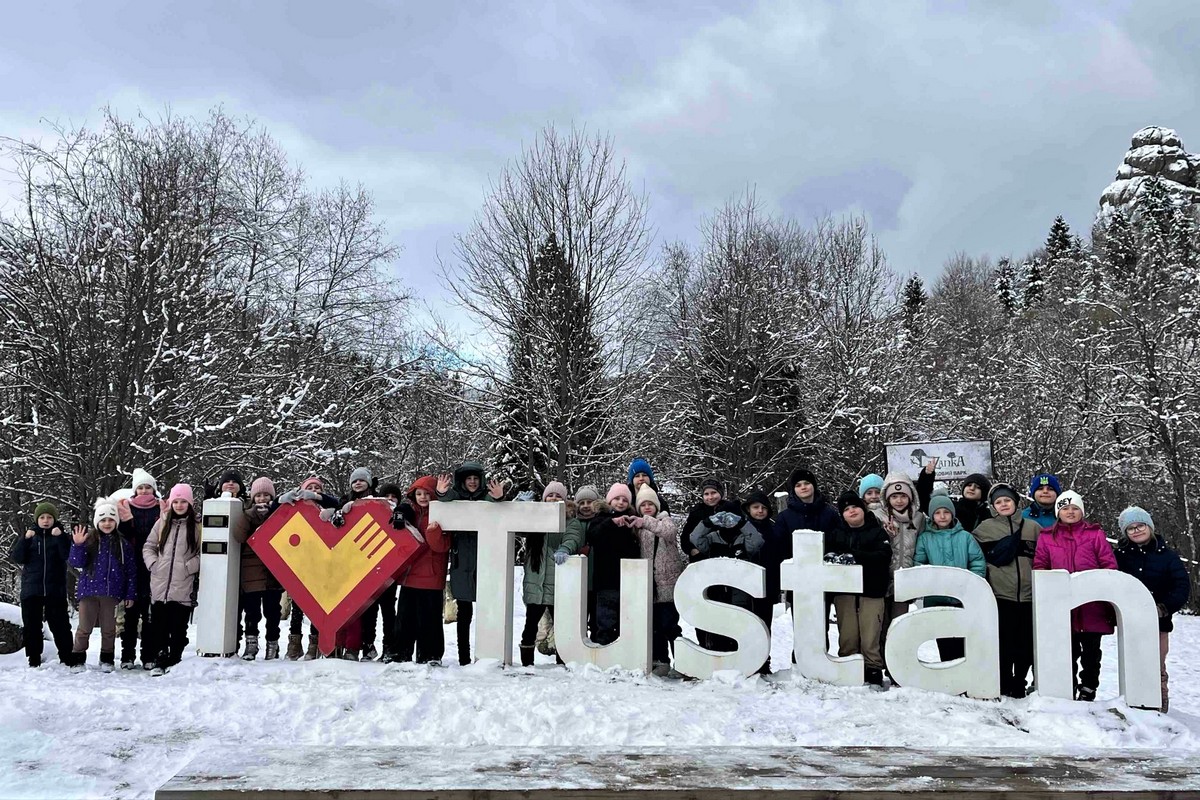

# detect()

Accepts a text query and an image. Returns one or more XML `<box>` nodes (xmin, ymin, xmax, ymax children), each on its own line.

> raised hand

<box><xmin>71</xmin><ymin>525</ymin><xmax>88</xmax><ymax>545</ymax></box>
<box><xmin>25</xmin><ymin>529</ymin><xmax>35</xmax><ymax>539</ymax></box>
<box><xmin>50</xmin><ymin>526</ymin><xmax>63</xmax><ymax>537</ymax></box>
<box><xmin>436</xmin><ymin>474</ymin><xmax>453</xmax><ymax>494</ymax></box>
<box><xmin>924</xmin><ymin>457</ymin><xmax>937</xmax><ymax>474</ymax></box>
<box><xmin>487</xmin><ymin>479</ymin><xmax>506</xmax><ymax>500</ymax></box>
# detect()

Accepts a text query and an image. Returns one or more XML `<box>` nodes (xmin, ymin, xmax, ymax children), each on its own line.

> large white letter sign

<box><xmin>554</xmin><ymin>556</ymin><xmax>652</xmax><ymax>672</ymax></box>
<box><xmin>1033</xmin><ymin>569</ymin><xmax>1162</xmax><ymax>710</ymax></box>
<box><xmin>673</xmin><ymin>558</ymin><xmax>770</xmax><ymax>679</ymax></box>
<box><xmin>885</xmin><ymin>566</ymin><xmax>1000</xmax><ymax>699</ymax></box>
<box><xmin>779</xmin><ymin>530</ymin><xmax>864</xmax><ymax>686</ymax></box>
<box><xmin>428</xmin><ymin>501</ymin><xmax>564</xmax><ymax>666</ymax></box>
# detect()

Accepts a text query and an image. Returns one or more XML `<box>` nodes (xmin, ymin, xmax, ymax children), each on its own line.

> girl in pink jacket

<box><xmin>1032</xmin><ymin>490</ymin><xmax>1117</xmax><ymax>701</ymax></box>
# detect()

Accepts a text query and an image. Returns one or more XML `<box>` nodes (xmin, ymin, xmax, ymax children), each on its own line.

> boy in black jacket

<box><xmin>10</xmin><ymin>501</ymin><xmax>74</xmax><ymax>667</ymax></box>
<box><xmin>828</xmin><ymin>492</ymin><xmax>892</xmax><ymax>687</ymax></box>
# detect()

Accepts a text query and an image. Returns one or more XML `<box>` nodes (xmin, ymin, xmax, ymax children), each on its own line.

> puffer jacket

<box><xmin>143</xmin><ymin>514</ymin><xmax>201</xmax><ymax>606</ymax></box>
<box><xmin>972</xmin><ymin>511</ymin><xmax>1041</xmax><ymax>602</ymax></box>
<box><xmin>1033</xmin><ymin>520</ymin><xmax>1117</xmax><ymax>633</ymax></box>
<box><xmin>70</xmin><ymin>531</ymin><xmax>137</xmax><ymax>601</ymax></box>
<box><xmin>440</xmin><ymin>461</ymin><xmax>497</xmax><ymax>602</ymax></box>
<box><xmin>826</xmin><ymin>516</ymin><xmax>892</xmax><ymax>599</ymax></box>
<box><xmin>399</xmin><ymin>476</ymin><xmax>451</xmax><ymax>591</ymax></box>
<box><xmin>118</xmin><ymin>497</ymin><xmax>161</xmax><ymax>599</ymax></box>
<box><xmin>522</xmin><ymin>502</ymin><xmax>585</xmax><ymax>606</ymax></box>
<box><xmin>878</xmin><ymin>471</ymin><xmax>925</xmax><ymax>581</ymax></box>
<box><xmin>638</xmin><ymin>512</ymin><xmax>688</xmax><ymax>603</ymax></box>
<box><xmin>1023</xmin><ymin>501</ymin><xmax>1057</xmax><ymax>529</ymax></box>
<box><xmin>10</xmin><ymin>525</ymin><xmax>71</xmax><ymax>601</ymax></box>
<box><xmin>1115</xmin><ymin>534</ymin><xmax>1191</xmax><ymax>633</ymax></box>
<box><xmin>689</xmin><ymin>511</ymin><xmax>766</xmax><ymax>609</ymax></box>
<box><xmin>913</xmin><ymin>522</ymin><xmax>986</xmax><ymax>606</ymax></box>
<box><xmin>236</xmin><ymin>502</ymin><xmax>281</xmax><ymax>593</ymax></box>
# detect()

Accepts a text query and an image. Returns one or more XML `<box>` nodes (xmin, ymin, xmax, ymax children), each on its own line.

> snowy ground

<box><xmin>2</xmin><ymin>574</ymin><xmax>1197</xmax><ymax>800</ymax></box>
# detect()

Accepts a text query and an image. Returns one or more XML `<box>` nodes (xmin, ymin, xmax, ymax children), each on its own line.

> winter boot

<box><xmin>120</xmin><ymin>656</ymin><xmax>136</xmax><ymax>670</ymax></box>
<box><xmin>28</xmin><ymin>656</ymin><xmax>41</xmax><ymax>668</ymax></box>
<box><xmin>100</xmin><ymin>651</ymin><xmax>116</xmax><ymax>674</ymax></box>
<box><xmin>69</xmin><ymin>652</ymin><xmax>87</xmax><ymax>673</ymax></box>
<box><xmin>362</xmin><ymin>644</ymin><xmax>378</xmax><ymax>662</ymax></box>
<box><xmin>1076</xmin><ymin>686</ymin><xmax>1096</xmax><ymax>702</ymax></box>
<box><xmin>520</xmin><ymin>645</ymin><xmax>535</xmax><ymax>667</ymax></box>
<box><xmin>458</xmin><ymin>638</ymin><xmax>472</xmax><ymax>667</ymax></box>
<box><xmin>303</xmin><ymin>636</ymin><xmax>320</xmax><ymax>661</ymax></box>
<box><xmin>865</xmin><ymin>667</ymin><xmax>885</xmax><ymax>688</ymax></box>
<box><xmin>151</xmin><ymin>665</ymin><xmax>166</xmax><ymax>677</ymax></box>
<box><xmin>265</xmin><ymin>640</ymin><xmax>279</xmax><ymax>661</ymax></box>
<box><xmin>241</xmin><ymin>635</ymin><xmax>259</xmax><ymax>661</ymax></box>
<box><xmin>341</xmin><ymin>649</ymin><xmax>360</xmax><ymax>662</ymax></box>
<box><xmin>285</xmin><ymin>634</ymin><xmax>303</xmax><ymax>661</ymax></box>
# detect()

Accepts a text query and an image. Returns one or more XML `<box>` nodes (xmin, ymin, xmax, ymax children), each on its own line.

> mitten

<box><xmin>553</xmin><ymin>549</ymin><xmax>569</xmax><ymax>566</ymax></box>
<box><xmin>278</xmin><ymin>490</ymin><xmax>299</xmax><ymax>505</ymax></box>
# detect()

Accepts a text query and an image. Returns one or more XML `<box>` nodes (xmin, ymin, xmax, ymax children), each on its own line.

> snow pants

<box><xmin>21</xmin><ymin>594</ymin><xmax>73</xmax><ymax>665</ymax></box>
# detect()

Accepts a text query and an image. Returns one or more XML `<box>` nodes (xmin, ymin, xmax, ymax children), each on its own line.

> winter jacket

<box><xmin>1033</xmin><ymin>520</ymin><xmax>1118</xmax><ymax>634</ymax></box>
<box><xmin>143</xmin><ymin>514</ymin><xmax>201</xmax><ymax>606</ymax></box>
<box><xmin>118</xmin><ymin>498</ymin><xmax>161</xmax><ymax>599</ymax></box>
<box><xmin>689</xmin><ymin>511</ymin><xmax>767</xmax><ymax>609</ymax></box>
<box><xmin>398</xmin><ymin>477</ymin><xmax>451</xmax><ymax>592</ymax></box>
<box><xmin>439</xmin><ymin>461</ymin><xmax>497</xmax><ymax>602</ymax></box>
<box><xmin>637</xmin><ymin>512</ymin><xmax>688</xmax><ymax>603</ymax></box>
<box><xmin>1115</xmin><ymin>535</ymin><xmax>1191</xmax><ymax>633</ymax></box>
<box><xmin>877</xmin><ymin>472</ymin><xmax>925</xmax><ymax>584</ymax></box>
<box><xmin>768</xmin><ymin>492</ymin><xmax>840</xmax><ymax>563</ymax></box>
<box><xmin>10</xmin><ymin>524</ymin><xmax>71</xmax><ymax>601</ymax></box>
<box><xmin>522</xmin><ymin>503</ymin><xmax>585</xmax><ymax>606</ymax></box>
<box><xmin>69</xmin><ymin>532</ymin><xmax>137</xmax><ymax>601</ymax></box>
<box><xmin>235</xmin><ymin>503</ymin><xmax>281</xmax><ymax>593</ymax></box>
<box><xmin>913</xmin><ymin>522</ymin><xmax>987</xmax><ymax>607</ymax></box>
<box><xmin>586</xmin><ymin>504</ymin><xmax>641</xmax><ymax>592</ymax></box>
<box><xmin>825</xmin><ymin>517</ymin><xmax>893</xmax><ymax>599</ymax></box>
<box><xmin>972</xmin><ymin>511</ymin><xmax>1041</xmax><ymax>603</ymax></box>
<box><xmin>915</xmin><ymin>468</ymin><xmax>992</xmax><ymax>532</ymax></box>
<box><xmin>1023</xmin><ymin>502</ymin><xmax>1057</xmax><ymax>530</ymax></box>
<box><xmin>681</xmin><ymin>499</ymin><xmax>741</xmax><ymax>557</ymax></box>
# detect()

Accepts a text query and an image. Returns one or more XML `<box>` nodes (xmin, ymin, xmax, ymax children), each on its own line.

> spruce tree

<box><xmin>994</xmin><ymin>257</ymin><xmax>1018</xmax><ymax>312</ymax></box>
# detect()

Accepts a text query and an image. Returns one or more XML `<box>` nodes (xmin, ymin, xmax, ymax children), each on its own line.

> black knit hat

<box><xmin>963</xmin><ymin>473</ymin><xmax>992</xmax><ymax>495</ymax></box>
<box><xmin>218</xmin><ymin>470</ymin><xmax>246</xmax><ymax>496</ymax></box>
<box><xmin>700</xmin><ymin>477</ymin><xmax>724</xmax><ymax>496</ymax></box>
<box><xmin>837</xmin><ymin>490</ymin><xmax>867</xmax><ymax>514</ymax></box>
<box><xmin>742</xmin><ymin>489</ymin><xmax>774</xmax><ymax>518</ymax></box>
<box><xmin>378</xmin><ymin>483</ymin><xmax>404</xmax><ymax>501</ymax></box>
<box><xmin>789</xmin><ymin>468</ymin><xmax>818</xmax><ymax>491</ymax></box>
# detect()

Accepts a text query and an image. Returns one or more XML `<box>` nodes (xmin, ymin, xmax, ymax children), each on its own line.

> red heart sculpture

<box><xmin>250</xmin><ymin>499</ymin><xmax>425</xmax><ymax>655</ymax></box>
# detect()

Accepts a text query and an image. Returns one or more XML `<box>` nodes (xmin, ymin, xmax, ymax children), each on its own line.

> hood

<box><xmin>742</xmin><ymin>490</ymin><xmax>774</xmax><ymax>519</ymax></box>
<box><xmin>882</xmin><ymin>471</ymin><xmax>917</xmax><ymax>504</ymax></box>
<box><xmin>406</xmin><ymin>475</ymin><xmax>438</xmax><ymax>502</ymax></box>
<box><xmin>453</xmin><ymin>461</ymin><xmax>488</xmax><ymax>498</ymax></box>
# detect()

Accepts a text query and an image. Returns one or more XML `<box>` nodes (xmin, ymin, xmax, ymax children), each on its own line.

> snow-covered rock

<box><xmin>1098</xmin><ymin>127</ymin><xmax>1200</xmax><ymax>220</ymax></box>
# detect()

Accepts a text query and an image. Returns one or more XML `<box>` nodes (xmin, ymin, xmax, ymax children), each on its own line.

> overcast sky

<box><xmin>2</xmin><ymin>0</ymin><xmax>1198</xmax><ymax>319</ymax></box>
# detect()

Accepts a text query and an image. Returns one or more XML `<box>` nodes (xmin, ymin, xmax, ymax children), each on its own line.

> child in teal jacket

<box><xmin>914</xmin><ymin>495</ymin><xmax>986</xmax><ymax>662</ymax></box>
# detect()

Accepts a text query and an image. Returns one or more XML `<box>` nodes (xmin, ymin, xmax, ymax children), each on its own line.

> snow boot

<box><xmin>381</xmin><ymin>651</ymin><xmax>396</xmax><ymax>664</ymax></box>
<box><xmin>341</xmin><ymin>649</ymin><xmax>360</xmax><ymax>662</ymax></box>
<box><xmin>303</xmin><ymin>636</ymin><xmax>320</xmax><ymax>661</ymax></box>
<box><xmin>458</xmin><ymin>639</ymin><xmax>472</xmax><ymax>667</ymax></box>
<box><xmin>362</xmin><ymin>644</ymin><xmax>378</xmax><ymax>662</ymax></box>
<box><xmin>100</xmin><ymin>651</ymin><xmax>115</xmax><ymax>674</ymax></box>
<box><xmin>265</xmin><ymin>640</ymin><xmax>279</xmax><ymax>661</ymax></box>
<box><xmin>1076</xmin><ymin>686</ymin><xmax>1096</xmax><ymax>702</ymax></box>
<box><xmin>865</xmin><ymin>667</ymin><xmax>885</xmax><ymax>688</ymax></box>
<box><xmin>285</xmin><ymin>634</ymin><xmax>303</xmax><ymax>661</ymax></box>
<box><xmin>520</xmin><ymin>645</ymin><xmax>535</xmax><ymax>667</ymax></box>
<box><xmin>28</xmin><ymin>656</ymin><xmax>41</xmax><ymax>668</ymax></box>
<box><xmin>151</xmin><ymin>665</ymin><xmax>166</xmax><ymax>677</ymax></box>
<box><xmin>241</xmin><ymin>635</ymin><xmax>259</xmax><ymax>661</ymax></box>
<box><xmin>69</xmin><ymin>652</ymin><xmax>86</xmax><ymax>673</ymax></box>
<box><xmin>120</xmin><ymin>656</ymin><xmax>136</xmax><ymax>670</ymax></box>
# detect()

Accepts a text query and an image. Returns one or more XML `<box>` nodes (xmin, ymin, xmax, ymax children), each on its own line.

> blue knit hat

<box><xmin>1029</xmin><ymin>473</ymin><xmax>1061</xmax><ymax>497</ymax></box>
<box><xmin>858</xmin><ymin>474</ymin><xmax>884</xmax><ymax>498</ymax></box>
<box><xmin>1117</xmin><ymin>506</ymin><xmax>1154</xmax><ymax>534</ymax></box>
<box><xmin>627</xmin><ymin>458</ymin><xmax>655</xmax><ymax>485</ymax></box>
<box><xmin>928</xmin><ymin>494</ymin><xmax>956</xmax><ymax>521</ymax></box>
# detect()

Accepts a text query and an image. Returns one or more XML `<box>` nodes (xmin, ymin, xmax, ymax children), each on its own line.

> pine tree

<box><xmin>1044</xmin><ymin>215</ymin><xmax>1074</xmax><ymax>268</ymax></box>
<box><xmin>902</xmin><ymin>274</ymin><xmax>927</xmax><ymax>326</ymax></box>
<box><xmin>1021</xmin><ymin>259</ymin><xmax>1045</xmax><ymax>307</ymax></box>
<box><xmin>994</xmin><ymin>257</ymin><xmax>1018</xmax><ymax>312</ymax></box>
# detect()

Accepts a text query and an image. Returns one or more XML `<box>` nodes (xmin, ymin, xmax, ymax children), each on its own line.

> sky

<box><xmin>2</xmin><ymin>0</ymin><xmax>1199</xmax><ymax>322</ymax></box>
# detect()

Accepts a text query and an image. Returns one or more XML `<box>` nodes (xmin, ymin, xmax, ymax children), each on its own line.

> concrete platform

<box><xmin>155</xmin><ymin>746</ymin><xmax>1200</xmax><ymax>799</ymax></box>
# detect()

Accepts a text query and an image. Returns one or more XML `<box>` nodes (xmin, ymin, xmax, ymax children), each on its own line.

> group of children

<box><xmin>8</xmin><ymin>457</ymin><xmax>1192</xmax><ymax>709</ymax></box>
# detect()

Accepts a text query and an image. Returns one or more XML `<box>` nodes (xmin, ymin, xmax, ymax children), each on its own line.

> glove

<box><xmin>341</xmin><ymin>501</ymin><xmax>355</xmax><ymax>515</ymax></box>
<box><xmin>823</xmin><ymin>552</ymin><xmax>856</xmax><ymax>565</ymax></box>
<box><xmin>708</xmin><ymin>511</ymin><xmax>740</xmax><ymax>528</ymax></box>
<box><xmin>553</xmin><ymin>549</ymin><xmax>569</xmax><ymax>566</ymax></box>
<box><xmin>278</xmin><ymin>490</ymin><xmax>299</xmax><ymax>505</ymax></box>
<box><xmin>298</xmin><ymin>490</ymin><xmax>321</xmax><ymax>501</ymax></box>
<box><xmin>318</xmin><ymin>508</ymin><xmax>335</xmax><ymax>522</ymax></box>
<box><xmin>514</xmin><ymin>490</ymin><xmax>536</xmax><ymax>502</ymax></box>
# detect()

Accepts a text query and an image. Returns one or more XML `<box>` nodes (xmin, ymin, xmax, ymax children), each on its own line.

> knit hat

<box><xmin>627</xmin><ymin>458</ymin><xmax>655</xmax><ymax>484</ymax></box>
<box><xmin>377</xmin><ymin>483</ymin><xmax>403</xmax><ymax>501</ymax></box>
<box><xmin>932</xmin><ymin>481</ymin><xmax>950</xmax><ymax>497</ymax></box>
<box><xmin>250</xmin><ymin>477</ymin><xmax>276</xmax><ymax>499</ymax></box>
<box><xmin>300</xmin><ymin>476</ymin><xmax>324</xmax><ymax>493</ymax></box>
<box><xmin>33</xmin><ymin>501</ymin><xmax>58</xmax><ymax>521</ymax></box>
<box><xmin>883</xmin><ymin>473</ymin><xmax>915</xmax><ymax>503</ymax></box>
<box><xmin>575</xmin><ymin>485</ymin><xmax>600</xmax><ymax>504</ymax></box>
<box><xmin>789</xmin><ymin>468</ymin><xmax>818</xmax><ymax>490</ymax></box>
<box><xmin>700</xmin><ymin>477</ymin><xmax>724</xmax><ymax>496</ymax></box>
<box><xmin>1055</xmin><ymin>490</ymin><xmax>1085</xmax><ymax>519</ymax></box>
<box><xmin>858</xmin><ymin>474</ymin><xmax>884</xmax><ymax>498</ymax></box>
<box><xmin>217</xmin><ymin>470</ymin><xmax>245</xmax><ymax>495</ymax></box>
<box><xmin>636</xmin><ymin>486</ymin><xmax>661</xmax><ymax>513</ymax></box>
<box><xmin>988</xmin><ymin>483</ymin><xmax>1020</xmax><ymax>509</ymax></box>
<box><xmin>742</xmin><ymin>489</ymin><xmax>773</xmax><ymax>517</ymax></box>
<box><xmin>837</xmin><ymin>490</ymin><xmax>867</xmax><ymax>514</ymax></box>
<box><xmin>1118</xmin><ymin>506</ymin><xmax>1155</xmax><ymax>534</ymax></box>
<box><xmin>168</xmin><ymin>484</ymin><xmax>194</xmax><ymax>507</ymax></box>
<box><xmin>542</xmin><ymin>481</ymin><xmax>569</xmax><ymax>501</ymax></box>
<box><xmin>928</xmin><ymin>494</ymin><xmax>957</xmax><ymax>521</ymax></box>
<box><xmin>350</xmin><ymin>467</ymin><xmax>373</xmax><ymax>486</ymax></box>
<box><xmin>130</xmin><ymin>468</ymin><xmax>157</xmax><ymax>494</ymax></box>
<box><xmin>606</xmin><ymin>483</ymin><xmax>632</xmax><ymax>505</ymax></box>
<box><xmin>1029</xmin><ymin>473</ymin><xmax>1062</xmax><ymax>497</ymax></box>
<box><xmin>962</xmin><ymin>473</ymin><xmax>992</xmax><ymax>495</ymax></box>
<box><xmin>93</xmin><ymin>497</ymin><xmax>119</xmax><ymax>526</ymax></box>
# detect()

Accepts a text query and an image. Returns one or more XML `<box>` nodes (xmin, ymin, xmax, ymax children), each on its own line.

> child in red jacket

<box><xmin>394</xmin><ymin>476</ymin><xmax>450</xmax><ymax>664</ymax></box>
<box><xmin>1033</xmin><ymin>490</ymin><xmax>1117</xmax><ymax>701</ymax></box>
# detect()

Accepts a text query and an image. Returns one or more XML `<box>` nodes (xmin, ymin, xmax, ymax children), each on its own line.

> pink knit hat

<box><xmin>542</xmin><ymin>481</ymin><xmax>568</xmax><ymax>501</ymax></box>
<box><xmin>250</xmin><ymin>477</ymin><xmax>276</xmax><ymax>498</ymax></box>
<box><xmin>168</xmin><ymin>483</ymin><xmax>194</xmax><ymax>506</ymax></box>
<box><xmin>606</xmin><ymin>483</ymin><xmax>632</xmax><ymax>504</ymax></box>
<box><xmin>300</xmin><ymin>476</ymin><xmax>324</xmax><ymax>493</ymax></box>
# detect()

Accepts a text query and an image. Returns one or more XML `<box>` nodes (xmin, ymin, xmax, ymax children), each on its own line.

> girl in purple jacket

<box><xmin>1032</xmin><ymin>490</ymin><xmax>1117</xmax><ymax>701</ymax></box>
<box><xmin>69</xmin><ymin>498</ymin><xmax>138</xmax><ymax>672</ymax></box>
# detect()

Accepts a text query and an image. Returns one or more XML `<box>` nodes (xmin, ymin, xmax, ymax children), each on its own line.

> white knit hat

<box><xmin>130</xmin><ymin>468</ymin><xmax>157</xmax><ymax>494</ymax></box>
<box><xmin>1055</xmin><ymin>490</ymin><xmax>1085</xmax><ymax>519</ymax></box>
<box><xmin>93</xmin><ymin>497</ymin><xmax>119</xmax><ymax>526</ymax></box>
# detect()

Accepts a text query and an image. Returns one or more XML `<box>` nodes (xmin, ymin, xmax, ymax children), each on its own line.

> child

<box><xmin>116</xmin><ymin>468</ymin><xmax>163</xmax><ymax>669</ymax></box>
<box><xmin>769</xmin><ymin>468</ymin><xmax>841</xmax><ymax>566</ymax></box>
<box><xmin>10</xmin><ymin>501</ymin><xmax>73</xmax><ymax>667</ymax></box>
<box><xmin>437</xmin><ymin>461</ymin><xmax>504</xmax><ymax>665</ymax></box>
<box><xmin>1032</xmin><ymin>490</ymin><xmax>1116</xmax><ymax>701</ymax></box>
<box><xmin>913</xmin><ymin>495</ymin><xmax>986</xmax><ymax>662</ymax></box>
<box><xmin>877</xmin><ymin>472</ymin><xmax>925</xmax><ymax>654</ymax></box>
<box><xmin>328</xmin><ymin>466</ymin><xmax>379</xmax><ymax>661</ymax></box>
<box><xmin>394</xmin><ymin>476</ymin><xmax>451</xmax><ymax>665</ymax></box>
<box><xmin>518</xmin><ymin>481</ymin><xmax>583</xmax><ymax>666</ymax></box>
<box><xmin>828</xmin><ymin>492</ymin><xmax>892</xmax><ymax>687</ymax></box>
<box><xmin>1114</xmin><ymin>507</ymin><xmax>1191</xmax><ymax>711</ymax></box>
<box><xmin>372</xmin><ymin>482</ymin><xmax>407</xmax><ymax>662</ymax></box>
<box><xmin>626</xmin><ymin>457</ymin><xmax>672</xmax><ymax>515</ymax></box>
<box><xmin>913</xmin><ymin>459</ymin><xmax>993</xmax><ymax>532</ymax></box>
<box><xmin>586</xmin><ymin>484</ymin><xmax>642</xmax><ymax>645</ymax></box>
<box><xmin>971</xmin><ymin>483</ymin><xmax>1042</xmax><ymax>697</ymax></box>
<box><xmin>68</xmin><ymin>498</ymin><xmax>138</xmax><ymax>671</ymax></box>
<box><xmin>234</xmin><ymin>477</ymin><xmax>283</xmax><ymax>661</ymax></box>
<box><xmin>143</xmin><ymin>484</ymin><xmax>201</xmax><ymax>675</ymax></box>
<box><xmin>858</xmin><ymin>474</ymin><xmax>885</xmax><ymax>510</ymax></box>
<box><xmin>688</xmin><ymin>498</ymin><xmax>765</xmax><ymax>653</ymax></box>
<box><xmin>743</xmin><ymin>489</ymin><xmax>777</xmax><ymax>673</ymax></box>
<box><xmin>1024</xmin><ymin>473</ymin><xmax>1061</xmax><ymax>529</ymax></box>
<box><xmin>279</xmin><ymin>475</ymin><xmax>340</xmax><ymax>660</ymax></box>
<box><xmin>629</xmin><ymin>486</ymin><xmax>687</xmax><ymax>672</ymax></box>
<box><xmin>680</xmin><ymin>478</ymin><xmax>733</xmax><ymax>558</ymax></box>
<box><xmin>208</xmin><ymin>469</ymin><xmax>248</xmax><ymax>501</ymax></box>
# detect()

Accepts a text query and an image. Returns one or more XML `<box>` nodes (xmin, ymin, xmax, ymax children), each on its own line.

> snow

<box><xmin>1</xmin><ymin>578</ymin><xmax>1197</xmax><ymax>800</ymax></box>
